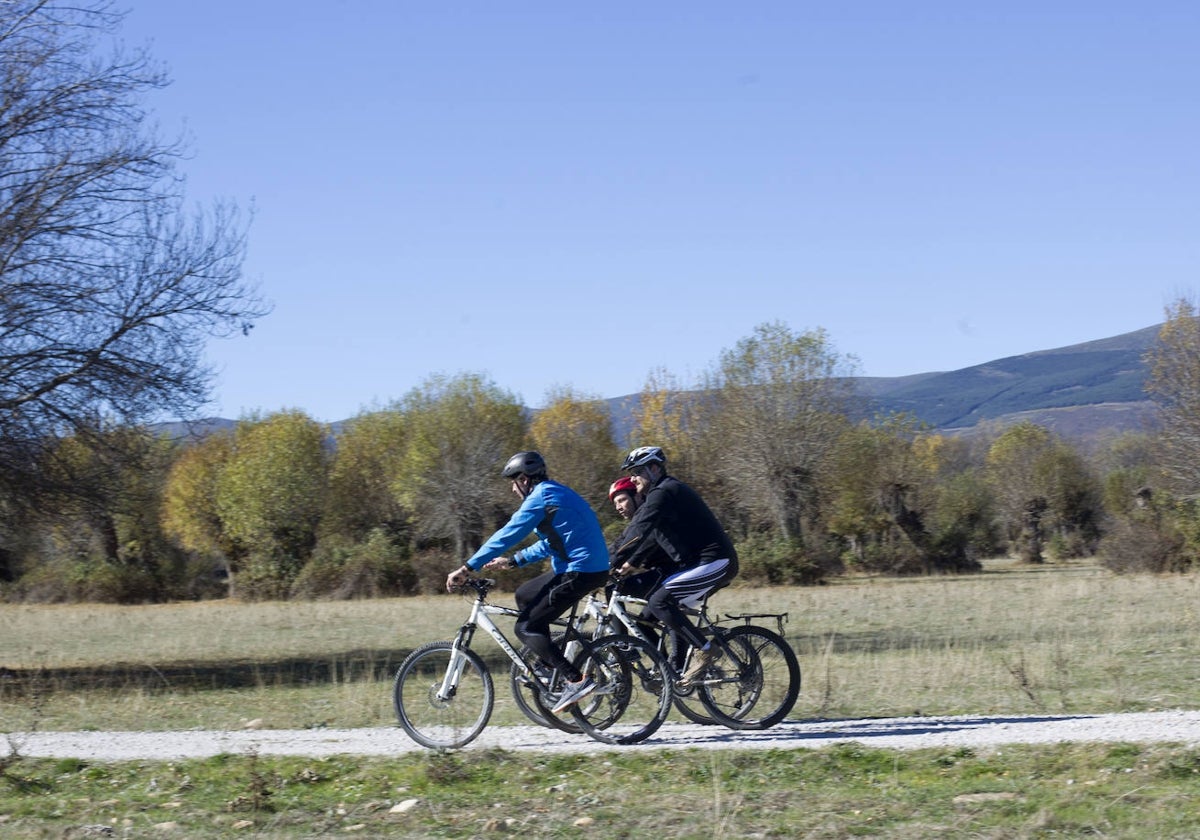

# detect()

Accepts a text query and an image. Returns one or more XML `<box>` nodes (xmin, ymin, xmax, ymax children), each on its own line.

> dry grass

<box><xmin>5</xmin><ymin>559</ymin><xmax>1200</xmax><ymax>731</ymax></box>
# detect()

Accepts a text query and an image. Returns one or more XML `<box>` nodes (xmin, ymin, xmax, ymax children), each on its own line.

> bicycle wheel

<box><xmin>509</xmin><ymin>638</ymin><xmax>584</xmax><ymax>734</ymax></box>
<box><xmin>698</xmin><ymin>625</ymin><xmax>800</xmax><ymax>730</ymax></box>
<box><xmin>568</xmin><ymin>634</ymin><xmax>673</xmax><ymax>745</ymax></box>
<box><xmin>394</xmin><ymin>641</ymin><xmax>493</xmax><ymax>749</ymax></box>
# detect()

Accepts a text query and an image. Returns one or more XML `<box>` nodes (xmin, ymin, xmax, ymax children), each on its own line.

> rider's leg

<box><xmin>515</xmin><ymin>570</ymin><xmax>608</xmax><ymax>680</ymax></box>
<box><xmin>646</xmin><ymin>558</ymin><xmax>737</xmax><ymax>651</ymax></box>
<box><xmin>514</xmin><ymin>569</ymin><xmax>556</xmax><ymax>612</ymax></box>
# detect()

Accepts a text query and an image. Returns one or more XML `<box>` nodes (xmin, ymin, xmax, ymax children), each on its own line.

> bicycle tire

<box><xmin>698</xmin><ymin>625</ymin><xmax>800</xmax><ymax>730</ymax></box>
<box><xmin>567</xmin><ymin>634</ymin><xmax>673</xmax><ymax>745</ymax></box>
<box><xmin>394</xmin><ymin>641</ymin><xmax>493</xmax><ymax>749</ymax></box>
<box><xmin>604</xmin><ymin>604</ymin><xmax>729</xmax><ymax>727</ymax></box>
<box><xmin>509</xmin><ymin>637</ymin><xmax>585</xmax><ymax>734</ymax></box>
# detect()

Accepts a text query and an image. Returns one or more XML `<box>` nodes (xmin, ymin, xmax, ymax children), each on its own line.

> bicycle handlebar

<box><xmin>449</xmin><ymin>576</ymin><xmax>498</xmax><ymax>597</ymax></box>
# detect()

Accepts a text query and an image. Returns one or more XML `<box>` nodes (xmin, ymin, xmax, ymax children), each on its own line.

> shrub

<box><xmin>735</xmin><ymin>533</ymin><xmax>830</xmax><ymax>585</ymax></box>
<box><xmin>408</xmin><ymin>547</ymin><xmax>460</xmax><ymax>596</ymax></box>
<box><xmin>9</xmin><ymin>558</ymin><xmax>161</xmax><ymax>603</ymax></box>
<box><xmin>1099</xmin><ymin>516</ymin><xmax>1191</xmax><ymax>574</ymax></box>
<box><xmin>291</xmin><ymin>529</ymin><xmax>417</xmax><ymax>599</ymax></box>
<box><xmin>845</xmin><ymin>537</ymin><xmax>927</xmax><ymax>576</ymax></box>
<box><xmin>233</xmin><ymin>550</ymin><xmax>297</xmax><ymax>601</ymax></box>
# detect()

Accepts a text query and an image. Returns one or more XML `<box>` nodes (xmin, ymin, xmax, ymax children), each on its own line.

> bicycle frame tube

<box><xmin>476</xmin><ymin>603</ymin><xmax>532</xmax><ymax>671</ymax></box>
<box><xmin>606</xmin><ymin>593</ymin><xmax>655</xmax><ymax>644</ymax></box>
<box><xmin>436</xmin><ymin>596</ymin><xmax>529</xmax><ymax>700</ymax></box>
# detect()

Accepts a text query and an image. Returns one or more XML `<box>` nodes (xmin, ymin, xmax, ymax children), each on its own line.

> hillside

<box><xmin>860</xmin><ymin>324</ymin><xmax>1159</xmax><ymax>428</ymax></box>
<box><xmin>850</xmin><ymin>324</ymin><xmax>1162</xmax><ymax>447</ymax></box>
<box><xmin>163</xmin><ymin>324</ymin><xmax>1163</xmax><ymax>447</ymax></box>
<box><xmin>604</xmin><ymin>324</ymin><xmax>1162</xmax><ymax>446</ymax></box>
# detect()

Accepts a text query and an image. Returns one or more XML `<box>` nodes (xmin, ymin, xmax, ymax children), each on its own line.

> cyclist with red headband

<box><xmin>606</xmin><ymin>475</ymin><xmax>680</xmax><ymax>599</ymax></box>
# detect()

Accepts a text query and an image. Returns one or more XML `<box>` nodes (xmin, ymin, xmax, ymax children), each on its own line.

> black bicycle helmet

<box><xmin>502</xmin><ymin>451</ymin><xmax>547</xmax><ymax>479</ymax></box>
<box><xmin>622</xmin><ymin>446</ymin><xmax>666</xmax><ymax>471</ymax></box>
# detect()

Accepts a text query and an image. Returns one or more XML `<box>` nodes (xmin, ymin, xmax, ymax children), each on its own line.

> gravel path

<box><xmin>7</xmin><ymin>711</ymin><xmax>1200</xmax><ymax>761</ymax></box>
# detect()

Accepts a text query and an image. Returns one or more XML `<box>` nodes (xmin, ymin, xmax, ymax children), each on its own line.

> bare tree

<box><xmin>0</xmin><ymin>1</ymin><xmax>265</xmax><ymax>497</ymax></box>
<box><xmin>707</xmin><ymin>321</ymin><xmax>858</xmax><ymax>541</ymax></box>
<box><xmin>1146</xmin><ymin>296</ymin><xmax>1200</xmax><ymax>493</ymax></box>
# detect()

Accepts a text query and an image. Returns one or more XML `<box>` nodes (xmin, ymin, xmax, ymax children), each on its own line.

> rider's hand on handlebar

<box><xmin>446</xmin><ymin>565</ymin><xmax>470</xmax><ymax>592</ymax></box>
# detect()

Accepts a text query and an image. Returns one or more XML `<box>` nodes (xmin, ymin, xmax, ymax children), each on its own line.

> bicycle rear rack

<box><xmin>720</xmin><ymin>611</ymin><xmax>789</xmax><ymax>635</ymax></box>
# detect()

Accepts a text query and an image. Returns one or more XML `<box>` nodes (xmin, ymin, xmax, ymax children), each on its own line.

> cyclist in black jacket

<box><xmin>612</xmin><ymin>446</ymin><xmax>738</xmax><ymax>684</ymax></box>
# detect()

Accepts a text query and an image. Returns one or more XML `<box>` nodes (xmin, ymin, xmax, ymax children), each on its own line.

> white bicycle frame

<box><xmin>585</xmin><ymin>590</ymin><xmax>655</xmax><ymax>644</ymax></box>
<box><xmin>437</xmin><ymin>596</ymin><xmax>530</xmax><ymax>701</ymax></box>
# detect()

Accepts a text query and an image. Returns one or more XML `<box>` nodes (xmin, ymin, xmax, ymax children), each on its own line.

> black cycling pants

<box><xmin>514</xmin><ymin>569</ymin><xmax>609</xmax><ymax>681</ymax></box>
<box><xmin>646</xmin><ymin>557</ymin><xmax>738</xmax><ymax>650</ymax></box>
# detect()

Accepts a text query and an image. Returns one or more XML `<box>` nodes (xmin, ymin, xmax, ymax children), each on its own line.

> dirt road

<box><xmin>7</xmin><ymin>711</ymin><xmax>1200</xmax><ymax>761</ymax></box>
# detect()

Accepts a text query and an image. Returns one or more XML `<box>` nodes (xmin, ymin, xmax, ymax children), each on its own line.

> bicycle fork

<box><xmin>436</xmin><ymin>623</ymin><xmax>478</xmax><ymax>701</ymax></box>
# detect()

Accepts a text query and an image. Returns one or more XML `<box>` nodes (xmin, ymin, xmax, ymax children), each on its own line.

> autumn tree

<box><xmin>161</xmin><ymin>430</ymin><xmax>235</xmax><ymax>585</ymax></box>
<box><xmin>1096</xmin><ymin>433</ymin><xmax>1161</xmax><ymax>519</ymax></box>
<box><xmin>1036</xmin><ymin>444</ymin><xmax>1104</xmax><ymax>557</ymax></box>
<box><xmin>0</xmin><ymin>1</ymin><xmax>265</xmax><ymax>508</ymax></box>
<box><xmin>825</xmin><ymin>422</ymin><xmax>902</xmax><ymax>570</ymax></box>
<box><xmin>627</xmin><ymin>368</ymin><xmax>695</xmax><ymax>464</ymax></box>
<box><xmin>707</xmin><ymin>321</ymin><xmax>857</xmax><ymax>541</ymax></box>
<box><xmin>214</xmin><ymin>412</ymin><xmax>329</xmax><ymax>598</ymax></box>
<box><xmin>1094</xmin><ymin>433</ymin><xmax>1191</xmax><ymax>574</ymax></box>
<box><xmin>323</xmin><ymin>409</ymin><xmax>410</xmax><ymax>542</ymax></box>
<box><xmin>1094</xmin><ymin>297</ymin><xmax>1200</xmax><ymax>573</ymax></box>
<box><xmin>530</xmin><ymin>386</ymin><xmax>618</xmax><ymax>511</ymax></box>
<box><xmin>826</xmin><ymin>417</ymin><xmax>987</xmax><ymax>574</ymax></box>
<box><xmin>916</xmin><ymin>433</ymin><xmax>1001</xmax><ymax>563</ymax></box>
<box><xmin>12</xmin><ymin>427</ymin><xmax>183</xmax><ymax>601</ymax></box>
<box><xmin>394</xmin><ymin>374</ymin><xmax>526</xmax><ymax>560</ymax></box>
<box><xmin>292</xmin><ymin>409</ymin><xmax>417</xmax><ymax>599</ymax></box>
<box><xmin>983</xmin><ymin>422</ymin><xmax>1100</xmax><ymax>563</ymax></box>
<box><xmin>986</xmin><ymin>423</ymin><xmax>1054</xmax><ymax>562</ymax></box>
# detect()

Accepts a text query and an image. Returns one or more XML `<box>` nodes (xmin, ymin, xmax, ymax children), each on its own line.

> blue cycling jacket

<box><xmin>464</xmin><ymin>479</ymin><xmax>610</xmax><ymax>574</ymax></box>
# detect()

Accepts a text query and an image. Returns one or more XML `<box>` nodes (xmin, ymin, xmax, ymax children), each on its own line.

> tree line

<box><xmin>2</xmin><ymin>314</ymin><xmax>1196</xmax><ymax>604</ymax></box>
<box><xmin>4</xmin><ymin>2</ymin><xmax>1200</xmax><ymax>603</ymax></box>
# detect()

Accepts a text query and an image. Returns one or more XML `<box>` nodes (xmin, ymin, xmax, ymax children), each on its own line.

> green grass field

<box><xmin>3</xmin><ymin>560</ymin><xmax>1200</xmax><ymax>837</ymax></box>
<box><xmin>5</xmin><ymin>559</ymin><xmax>1199</xmax><ymax>731</ymax></box>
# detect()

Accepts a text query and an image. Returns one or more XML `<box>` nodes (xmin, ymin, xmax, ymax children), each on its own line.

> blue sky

<box><xmin>120</xmin><ymin>2</ymin><xmax>1198</xmax><ymax>423</ymax></box>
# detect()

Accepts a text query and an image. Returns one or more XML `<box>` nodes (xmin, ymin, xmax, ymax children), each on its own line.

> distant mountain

<box><xmin>604</xmin><ymin>324</ymin><xmax>1162</xmax><ymax>447</ymax></box>
<box><xmin>152</xmin><ymin>417</ymin><xmax>237</xmax><ymax>440</ymax></box>
<box><xmin>859</xmin><ymin>325</ymin><xmax>1159</xmax><ymax>428</ymax></box>
<box><xmin>852</xmin><ymin>324</ymin><xmax>1162</xmax><ymax>448</ymax></box>
<box><xmin>161</xmin><ymin>324</ymin><xmax>1164</xmax><ymax>448</ymax></box>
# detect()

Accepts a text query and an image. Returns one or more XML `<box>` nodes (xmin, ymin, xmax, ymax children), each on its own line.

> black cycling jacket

<box><xmin>610</xmin><ymin>520</ymin><xmax>678</xmax><ymax>573</ymax></box>
<box><xmin>613</xmin><ymin>474</ymin><xmax>737</xmax><ymax>570</ymax></box>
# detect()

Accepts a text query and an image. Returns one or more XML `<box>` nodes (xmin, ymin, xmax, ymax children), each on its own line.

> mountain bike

<box><xmin>393</xmin><ymin>576</ymin><xmax>673</xmax><ymax>749</ymax></box>
<box><xmin>509</xmin><ymin>580</ymin><xmax>800</xmax><ymax>730</ymax></box>
<box><xmin>594</xmin><ymin>581</ymin><xmax>800</xmax><ymax>729</ymax></box>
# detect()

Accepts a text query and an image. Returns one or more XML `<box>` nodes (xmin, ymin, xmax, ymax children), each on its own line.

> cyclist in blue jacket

<box><xmin>446</xmin><ymin>451</ymin><xmax>609</xmax><ymax>713</ymax></box>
